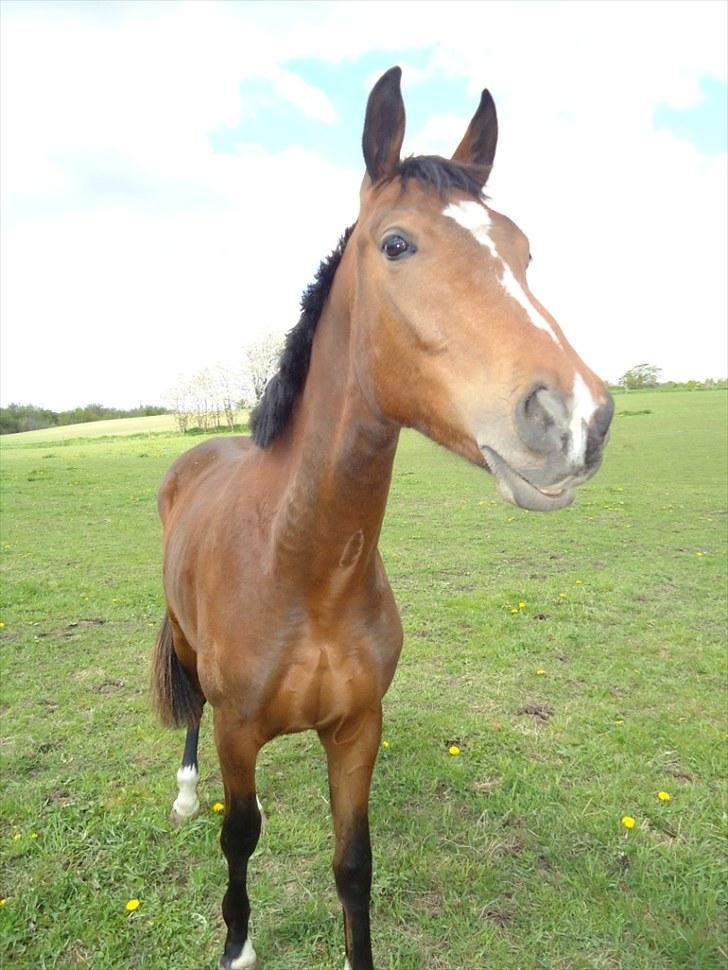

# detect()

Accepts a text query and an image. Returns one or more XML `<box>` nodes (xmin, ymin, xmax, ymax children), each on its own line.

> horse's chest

<box><xmin>266</xmin><ymin>638</ymin><xmax>379</xmax><ymax>735</ymax></box>
<box><xmin>200</xmin><ymin>603</ymin><xmax>402</xmax><ymax>735</ymax></box>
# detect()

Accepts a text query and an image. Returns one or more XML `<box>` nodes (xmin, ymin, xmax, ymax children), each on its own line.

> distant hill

<box><xmin>0</xmin><ymin>403</ymin><xmax>169</xmax><ymax>435</ymax></box>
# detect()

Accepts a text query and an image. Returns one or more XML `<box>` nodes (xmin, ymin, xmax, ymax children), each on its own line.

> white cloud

<box><xmin>271</xmin><ymin>68</ymin><xmax>338</xmax><ymax>123</ymax></box>
<box><xmin>1</xmin><ymin>0</ymin><xmax>726</xmax><ymax>408</ymax></box>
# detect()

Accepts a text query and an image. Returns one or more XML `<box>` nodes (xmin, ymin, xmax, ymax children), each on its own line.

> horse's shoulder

<box><xmin>157</xmin><ymin>436</ymin><xmax>255</xmax><ymax>522</ymax></box>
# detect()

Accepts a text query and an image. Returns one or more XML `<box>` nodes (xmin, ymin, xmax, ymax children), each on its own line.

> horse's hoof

<box><xmin>169</xmin><ymin>802</ymin><xmax>200</xmax><ymax>826</ymax></box>
<box><xmin>219</xmin><ymin>938</ymin><xmax>258</xmax><ymax>969</ymax></box>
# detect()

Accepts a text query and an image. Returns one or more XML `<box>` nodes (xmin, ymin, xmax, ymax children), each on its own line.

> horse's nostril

<box><xmin>519</xmin><ymin>385</ymin><xmax>569</xmax><ymax>454</ymax></box>
<box><xmin>593</xmin><ymin>394</ymin><xmax>615</xmax><ymax>439</ymax></box>
<box><xmin>584</xmin><ymin>394</ymin><xmax>614</xmax><ymax>469</ymax></box>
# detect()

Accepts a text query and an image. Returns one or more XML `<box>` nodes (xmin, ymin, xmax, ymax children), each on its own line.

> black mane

<box><xmin>250</xmin><ymin>156</ymin><xmax>484</xmax><ymax>448</ymax></box>
<box><xmin>250</xmin><ymin>224</ymin><xmax>355</xmax><ymax>448</ymax></box>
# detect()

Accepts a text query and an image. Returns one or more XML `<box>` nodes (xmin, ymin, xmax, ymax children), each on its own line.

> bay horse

<box><xmin>151</xmin><ymin>67</ymin><xmax>613</xmax><ymax>970</ymax></box>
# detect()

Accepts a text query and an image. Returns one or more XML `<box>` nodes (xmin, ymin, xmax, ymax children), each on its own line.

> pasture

<box><xmin>1</xmin><ymin>389</ymin><xmax>726</xmax><ymax>969</ymax></box>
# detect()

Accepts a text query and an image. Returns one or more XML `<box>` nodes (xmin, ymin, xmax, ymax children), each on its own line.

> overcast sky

<box><xmin>1</xmin><ymin>0</ymin><xmax>726</xmax><ymax>410</ymax></box>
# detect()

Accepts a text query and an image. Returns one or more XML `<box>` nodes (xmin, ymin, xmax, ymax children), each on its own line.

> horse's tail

<box><xmin>150</xmin><ymin>612</ymin><xmax>203</xmax><ymax>729</ymax></box>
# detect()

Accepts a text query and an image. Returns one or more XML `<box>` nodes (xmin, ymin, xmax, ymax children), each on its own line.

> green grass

<box><xmin>3</xmin><ymin>413</ymin><xmax>181</xmax><ymax>443</ymax></box>
<box><xmin>1</xmin><ymin>390</ymin><xmax>726</xmax><ymax>969</ymax></box>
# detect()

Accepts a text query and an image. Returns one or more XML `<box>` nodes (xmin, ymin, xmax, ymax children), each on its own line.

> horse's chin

<box><xmin>481</xmin><ymin>446</ymin><xmax>576</xmax><ymax>512</ymax></box>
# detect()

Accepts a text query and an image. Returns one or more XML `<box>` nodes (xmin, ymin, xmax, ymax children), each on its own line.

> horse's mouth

<box><xmin>481</xmin><ymin>446</ymin><xmax>576</xmax><ymax>512</ymax></box>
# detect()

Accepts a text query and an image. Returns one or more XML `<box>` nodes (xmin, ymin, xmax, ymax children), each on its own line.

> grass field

<box><xmin>3</xmin><ymin>413</ymin><xmax>180</xmax><ymax>444</ymax></box>
<box><xmin>1</xmin><ymin>390</ymin><xmax>726</xmax><ymax>969</ymax></box>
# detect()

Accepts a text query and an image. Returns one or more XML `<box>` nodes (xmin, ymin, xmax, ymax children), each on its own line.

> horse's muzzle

<box><xmin>482</xmin><ymin>387</ymin><xmax>613</xmax><ymax>511</ymax></box>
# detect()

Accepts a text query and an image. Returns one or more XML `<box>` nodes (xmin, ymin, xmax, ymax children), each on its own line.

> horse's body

<box><xmin>152</xmin><ymin>68</ymin><xmax>613</xmax><ymax>970</ymax></box>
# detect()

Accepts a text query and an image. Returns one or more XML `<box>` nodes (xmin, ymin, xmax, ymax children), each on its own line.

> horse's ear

<box><xmin>362</xmin><ymin>66</ymin><xmax>406</xmax><ymax>183</ymax></box>
<box><xmin>452</xmin><ymin>89</ymin><xmax>498</xmax><ymax>182</ymax></box>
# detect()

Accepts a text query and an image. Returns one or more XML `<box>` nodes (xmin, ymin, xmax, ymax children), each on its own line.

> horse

<box><xmin>151</xmin><ymin>66</ymin><xmax>613</xmax><ymax>970</ymax></box>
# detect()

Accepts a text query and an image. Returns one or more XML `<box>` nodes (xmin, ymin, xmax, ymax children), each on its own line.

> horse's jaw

<box><xmin>481</xmin><ymin>446</ymin><xmax>576</xmax><ymax>512</ymax></box>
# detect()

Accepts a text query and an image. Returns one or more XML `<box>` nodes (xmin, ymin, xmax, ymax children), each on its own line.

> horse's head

<box><xmin>351</xmin><ymin>67</ymin><xmax>613</xmax><ymax>511</ymax></box>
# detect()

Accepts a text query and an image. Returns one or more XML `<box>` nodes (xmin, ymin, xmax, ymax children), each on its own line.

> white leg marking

<box><xmin>442</xmin><ymin>200</ymin><xmax>561</xmax><ymax>345</ymax></box>
<box><xmin>229</xmin><ymin>938</ymin><xmax>257</xmax><ymax>969</ymax></box>
<box><xmin>344</xmin><ymin>958</ymin><xmax>352</xmax><ymax>970</ymax></box>
<box><xmin>171</xmin><ymin>764</ymin><xmax>200</xmax><ymax>820</ymax></box>
<box><xmin>569</xmin><ymin>373</ymin><xmax>598</xmax><ymax>463</ymax></box>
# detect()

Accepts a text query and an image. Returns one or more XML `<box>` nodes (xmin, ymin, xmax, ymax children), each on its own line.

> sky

<box><xmin>1</xmin><ymin>0</ymin><xmax>726</xmax><ymax>411</ymax></box>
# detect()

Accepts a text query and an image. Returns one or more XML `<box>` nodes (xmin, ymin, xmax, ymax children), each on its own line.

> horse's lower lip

<box><xmin>481</xmin><ymin>446</ymin><xmax>575</xmax><ymax>512</ymax></box>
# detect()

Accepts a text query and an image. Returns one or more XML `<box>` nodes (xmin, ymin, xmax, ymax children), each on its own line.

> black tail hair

<box><xmin>150</xmin><ymin>612</ymin><xmax>203</xmax><ymax>729</ymax></box>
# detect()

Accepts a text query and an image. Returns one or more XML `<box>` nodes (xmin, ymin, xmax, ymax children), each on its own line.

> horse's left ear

<box><xmin>362</xmin><ymin>66</ymin><xmax>406</xmax><ymax>183</ymax></box>
<box><xmin>452</xmin><ymin>89</ymin><xmax>498</xmax><ymax>182</ymax></box>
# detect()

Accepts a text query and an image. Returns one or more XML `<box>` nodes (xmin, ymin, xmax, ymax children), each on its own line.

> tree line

<box><xmin>1</xmin><ymin>335</ymin><xmax>285</xmax><ymax>437</ymax></box>
<box><xmin>615</xmin><ymin>363</ymin><xmax>727</xmax><ymax>391</ymax></box>
<box><xmin>166</xmin><ymin>334</ymin><xmax>283</xmax><ymax>433</ymax></box>
<box><xmin>0</xmin><ymin>402</ymin><xmax>168</xmax><ymax>435</ymax></box>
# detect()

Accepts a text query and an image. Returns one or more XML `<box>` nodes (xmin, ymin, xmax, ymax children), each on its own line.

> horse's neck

<box><xmin>270</xmin><ymin>276</ymin><xmax>399</xmax><ymax>586</ymax></box>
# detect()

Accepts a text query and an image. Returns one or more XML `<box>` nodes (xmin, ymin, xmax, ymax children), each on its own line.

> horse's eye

<box><xmin>382</xmin><ymin>234</ymin><xmax>413</xmax><ymax>260</ymax></box>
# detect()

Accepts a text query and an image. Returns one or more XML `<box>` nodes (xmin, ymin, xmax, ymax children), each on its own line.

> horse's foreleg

<box><xmin>215</xmin><ymin>711</ymin><xmax>262</xmax><ymax>970</ymax></box>
<box><xmin>320</xmin><ymin>704</ymin><xmax>382</xmax><ymax>970</ymax></box>
<box><xmin>170</xmin><ymin>719</ymin><xmax>202</xmax><ymax>824</ymax></box>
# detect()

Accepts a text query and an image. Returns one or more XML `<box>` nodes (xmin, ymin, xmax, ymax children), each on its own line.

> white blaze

<box><xmin>442</xmin><ymin>201</ymin><xmax>561</xmax><ymax>345</ymax></box>
<box><xmin>569</xmin><ymin>372</ymin><xmax>598</xmax><ymax>463</ymax></box>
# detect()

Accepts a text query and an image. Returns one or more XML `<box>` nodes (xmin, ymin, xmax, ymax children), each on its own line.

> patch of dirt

<box><xmin>37</xmin><ymin>618</ymin><xmax>107</xmax><ymax>639</ymax></box>
<box><xmin>486</xmin><ymin>836</ymin><xmax>524</xmax><ymax>860</ymax></box>
<box><xmin>517</xmin><ymin>703</ymin><xmax>554</xmax><ymax>722</ymax></box>
<box><xmin>44</xmin><ymin>789</ymin><xmax>73</xmax><ymax>807</ymax></box>
<box><xmin>90</xmin><ymin>679</ymin><xmax>125</xmax><ymax>694</ymax></box>
<box><xmin>480</xmin><ymin>903</ymin><xmax>514</xmax><ymax>926</ymax></box>
<box><xmin>669</xmin><ymin>768</ymin><xmax>694</xmax><ymax>782</ymax></box>
<box><xmin>473</xmin><ymin>776</ymin><xmax>502</xmax><ymax>795</ymax></box>
<box><xmin>443</xmin><ymin>737</ymin><xmax>463</xmax><ymax>750</ymax></box>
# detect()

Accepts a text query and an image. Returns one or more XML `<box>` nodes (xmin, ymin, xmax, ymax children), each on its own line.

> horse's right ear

<box><xmin>362</xmin><ymin>66</ymin><xmax>405</xmax><ymax>183</ymax></box>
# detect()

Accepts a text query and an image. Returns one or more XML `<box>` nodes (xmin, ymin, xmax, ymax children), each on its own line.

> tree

<box><xmin>166</xmin><ymin>381</ymin><xmax>193</xmax><ymax>433</ymax></box>
<box><xmin>244</xmin><ymin>333</ymin><xmax>284</xmax><ymax>405</ymax></box>
<box><xmin>618</xmin><ymin>363</ymin><xmax>662</xmax><ymax>390</ymax></box>
<box><xmin>212</xmin><ymin>364</ymin><xmax>247</xmax><ymax>431</ymax></box>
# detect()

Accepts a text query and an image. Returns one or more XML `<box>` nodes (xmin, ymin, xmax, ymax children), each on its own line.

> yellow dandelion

<box><xmin>510</xmin><ymin>608</ymin><xmax>518</xmax><ymax>614</ymax></box>
<box><xmin>0</xmin><ymin>898</ymin><xmax>6</xmax><ymax>907</ymax></box>
<box><xmin>382</xmin><ymin>740</ymin><xmax>390</xmax><ymax>749</ymax></box>
<box><xmin>30</xmin><ymin>832</ymin><xmax>38</xmax><ymax>840</ymax></box>
<box><xmin>657</xmin><ymin>791</ymin><xmax>671</xmax><ymax>801</ymax></box>
<box><xmin>448</xmin><ymin>745</ymin><xmax>461</xmax><ymax>756</ymax></box>
<box><xmin>696</xmin><ymin>552</ymin><xmax>705</xmax><ymax>557</ymax></box>
<box><xmin>535</xmin><ymin>668</ymin><xmax>545</xmax><ymax>676</ymax></box>
<box><xmin>0</xmin><ymin>622</ymin><xmax>5</xmax><ymax>629</ymax></box>
<box><xmin>212</xmin><ymin>802</ymin><xmax>224</xmax><ymax>813</ymax></box>
<box><xmin>518</xmin><ymin>601</ymin><xmax>526</xmax><ymax>609</ymax></box>
<box><xmin>615</xmin><ymin>719</ymin><xmax>624</xmax><ymax>725</ymax></box>
<box><xmin>575</xmin><ymin>580</ymin><xmax>583</xmax><ymax>585</ymax></box>
<box><xmin>621</xmin><ymin>815</ymin><xmax>636</xmax><ymax>829</ymax></box>
<box><xmin>125</xmin><ymin>899</ymin><xmax>140</xmax><ymax>912</ymax></box>
<box><xmin>558</xmin><ymin>592</ymin><xmax>567</xmax><ymax>599</ymax></box>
